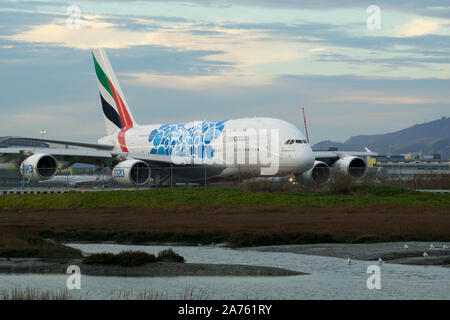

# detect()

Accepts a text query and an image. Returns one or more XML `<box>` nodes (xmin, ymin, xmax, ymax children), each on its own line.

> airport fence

<box><xmin>0</xmin><ymin>165</ymin><xmax>449</xmax><ymax>192</ymax></box>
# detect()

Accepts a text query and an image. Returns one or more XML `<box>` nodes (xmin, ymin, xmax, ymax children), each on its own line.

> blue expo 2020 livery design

<box><xmin>148</xmin><ymin>120</ymin><xmax>227</xmax><ymax>159</ymax></box>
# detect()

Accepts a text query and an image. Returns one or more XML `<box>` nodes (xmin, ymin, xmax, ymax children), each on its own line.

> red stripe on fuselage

<box><xmin>108</xmin><ymin>79</ymin><xmax>133</xmax><ymax>152</ymax></box>
<box><xmin>118</xmin><ymin>130</ymin><xmax>129</xmax><ymax>152</ymax></box>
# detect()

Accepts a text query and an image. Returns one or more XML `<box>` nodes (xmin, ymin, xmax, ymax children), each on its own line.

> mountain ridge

<box><xmin>312</xmin><ymin>117</ymin><xmax>450</xmax><ymax>159</ymax></box>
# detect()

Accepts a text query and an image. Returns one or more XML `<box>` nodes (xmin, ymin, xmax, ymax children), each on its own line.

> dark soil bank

<box><xmin>0</xmin><ymin>258</ymin><xmax>304</xmax><ymax>277</ymax></box>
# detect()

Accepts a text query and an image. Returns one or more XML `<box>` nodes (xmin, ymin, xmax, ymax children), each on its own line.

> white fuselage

<box><xmin>99</xmin><ymin>117</ymin><xmax>315</xmax><ymax>178</ymax></box>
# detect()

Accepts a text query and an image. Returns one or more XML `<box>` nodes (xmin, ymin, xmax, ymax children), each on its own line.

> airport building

<box><xmin>361</xmin><ymin>151</ymin><xmax>449</xmax><ymax>181</ymax></box>
<box><xmin>373</xmin><ymin>160</ymin><xmax>450</xmax><ymax>180</ymax></box>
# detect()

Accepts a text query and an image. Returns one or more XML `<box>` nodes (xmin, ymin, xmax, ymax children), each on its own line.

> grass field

<box><xmin>0</xmin><ymin>185</ymin><xmax>449</xmax><ymax>210</ymax></box>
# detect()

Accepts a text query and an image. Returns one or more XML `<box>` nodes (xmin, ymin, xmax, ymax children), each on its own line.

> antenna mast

<box><xmin>302</xmin><ymin>107</ymin><xmax>310</xmax><ymax>144</ymax></box>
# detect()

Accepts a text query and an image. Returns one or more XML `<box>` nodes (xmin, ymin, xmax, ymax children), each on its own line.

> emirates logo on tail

<box><xmin>92</xmin><ymin>49</ymin><xmax>136</xmax><ymax>152</ymax></box>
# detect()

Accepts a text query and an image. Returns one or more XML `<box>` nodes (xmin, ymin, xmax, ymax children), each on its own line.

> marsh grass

<box><xmin>1</xmin><ymin>287</ymin><xmax>70</xmax><ymax>300</ymax></box>
<box><xmin>0</xmin><ymin>229</ymin><xmax>82</xmax><ymax>261</ymax></box>
<box><xmin>328</xmin><ymin>172</ymin><xmax>354</xmax><ymax>194</ymax></box>
<box><xmin>108</xmin><ymin>287</ymin><xmax>211</xmax><ymax>300</ymax></box>
<box><xmin>157</xmin><ymin>248</ymin><xmax>185</xmax><ymax>262</ymax></box>
<box><xmin>389</xmin><ymin>174</ymin><xmax>450</xmax><ymax>190</ymax></box>
<box><xmin>1</xmin><ymin>286</ymin><xmax>212</xmax><ymax>300</ymax></box>
<box><xmin>82</xmin><ymin>249</ymin><xmax>184</xmax><ymax>266</ymax></box>
<box><xmin>182</xmin><ymin>287</ymin><xmax>211</xmax><ymax>300</ymax></box>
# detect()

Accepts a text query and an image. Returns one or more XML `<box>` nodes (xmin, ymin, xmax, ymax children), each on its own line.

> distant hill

<box><xmin>312</xmin><ymin>117</ymin><xmax>450</xmax><ymax>159</ymax></box>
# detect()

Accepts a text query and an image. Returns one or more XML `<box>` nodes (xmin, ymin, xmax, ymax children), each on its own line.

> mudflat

<box><xmin>247</xmin><ymin>242</ymin><xmax>450</xmax><ymax>266</ymax></box>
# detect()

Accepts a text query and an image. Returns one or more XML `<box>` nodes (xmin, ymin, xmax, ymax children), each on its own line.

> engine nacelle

<box><xmin>20</xmin><ymin>154</ymin><xmax>58</xmax><ymax>181</ymax></box>
<box><xmin>332</xmin><ymin>156</ymin><xmax>367</xmax><ymax>178</ymax></box>
<box><xmin>300</xmin><ymin>160</ymin><xmax>330</xmax><ymax>185</ymax></box>
<box><xmin>112</xmin><ymin>159</ymin><xmax>150</xmax><ymax>186</ymax></box>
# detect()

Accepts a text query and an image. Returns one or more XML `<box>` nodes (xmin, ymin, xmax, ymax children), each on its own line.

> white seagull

<box><xmin>443</xmin><ymin>245</ymin><xmax>449</xmax><ymax>250</ymax></box>
<box><xmin>430</xmin><ymin>244</ymin><xmax>435</xmax><ymax>249</ymax></box>
<box><xmin>404</xmin><ymin>244</ymin><xmax>409</xmax><ymax>249</ymax></box>
<box><xmin>378</xmin><ymin>257</ymin><xmax>383</xmax><ymax>265</ymax></box>
<box><xmin>423</xmin><ymin>252</ymin><xmax>429</xmax><ymax>257</ymax></box>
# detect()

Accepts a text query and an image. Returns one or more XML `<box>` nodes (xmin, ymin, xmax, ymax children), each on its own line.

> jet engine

<box><xmin>332</xmin><ymin>156</ymin><xmax>367</xmax><ymax>178</ymax></box>
<box><xmin>112</xmin><ymin>159</ymin><xmax>150</xmax><ymax>186</ymax></box>
<box><xmin>20</xmin><ymin>154</ymin><xmax>58</xmax><ymax>181</ymax></box>
<box><xmin>300</xmin><ymin>160</ymin><xmax>330</xmax><ymax>185</ymax></box>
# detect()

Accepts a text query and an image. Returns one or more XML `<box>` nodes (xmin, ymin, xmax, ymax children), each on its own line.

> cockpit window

<box><xmin>286</xmin><ymin>139</ymin><xmax>308</xmax><ymax>145</ymax></box>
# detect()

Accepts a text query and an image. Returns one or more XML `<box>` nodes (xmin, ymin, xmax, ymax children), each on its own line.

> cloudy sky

<box><xmin>0</xmin><ymin>0</ymin><xmax>449</xmax><ymax>143</ymax></box>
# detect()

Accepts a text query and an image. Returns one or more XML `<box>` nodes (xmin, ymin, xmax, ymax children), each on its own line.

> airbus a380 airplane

<box><xmin>0</xmin><ymin>49</ymin><xmax>372</xmax><ymax>186</ymax></box>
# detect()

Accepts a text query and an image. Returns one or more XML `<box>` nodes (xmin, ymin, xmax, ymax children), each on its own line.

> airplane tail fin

<box><xmin>92</xmin><ymin>48</ymin><xmax>136</xmax><ymax>136</ymax></box>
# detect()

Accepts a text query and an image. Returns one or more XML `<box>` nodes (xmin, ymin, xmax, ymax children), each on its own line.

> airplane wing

<box><xmin>0</xmin><ymin>147</ymin><xmax>174</xmax><ymax>167</ymax></box>
<box><xmin>313</xmin><ymin>150</ymin><xmax>377</xmax><ymax>164</ymax></box>
<box><xmin>6</xmin><ymin>136</ymin><xmax>115</xmax><ymax>150</ymax></box>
